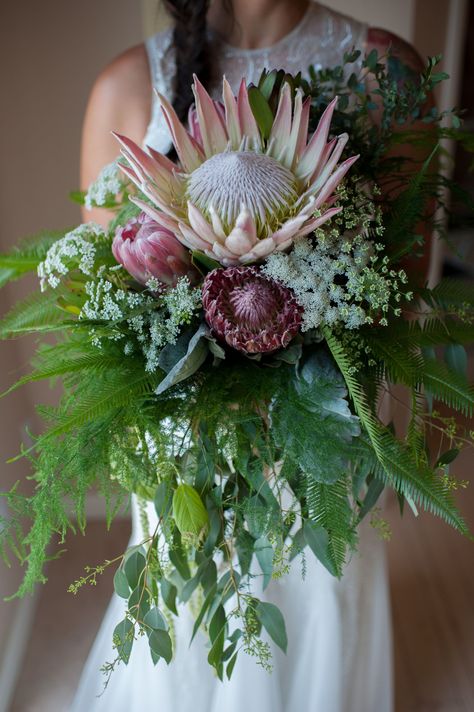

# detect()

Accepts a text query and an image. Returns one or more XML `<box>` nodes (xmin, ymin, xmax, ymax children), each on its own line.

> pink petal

<box><xmin>130</xmin><ymin>198</ymin><xmax>179</xmax><ymax>233</ymax></box>
<box><xmin>224</xmin><ymin>229</ymin><xmax>255</xmax><ymax>256</ymax></box>
<box><xmin>192</xmin><ymin>75</ymin><xmax>228</xmax><ymax>157</ymax></box>
<box><xmin>113</xmin><ymin>133</ymin><xmax>173</xmax><ymax>188</ymax></box>
<box><xmin>314</xmin><ymin>155</ymin><xmax>359</xmax><ymax>209</ymax></box>
<box><xmin>178</xmin><ymin>223</ymin><xmax>212</xmax><ymax>252</ymax></box>
<box><xmin>294</xmin><ymin>97</ymin><xmax>311</xmax><ymax>163</ymax></box>
<box><xmin>187</xmin><ymin>202</ymin><xmax>219</xmax><ymax>244</ymax></box>
<box><xmin>235</xmin><ymin>206</ymin><xmax>257</xmax><ymax>243</ymax></box>
<box><xmin>146</xmin><ymin>145</ymin><xmax>177</xmax><ymax>173</ymax></box>
<box><xmin>212</xmin><ymin>242</ymin><xmax>239</xmax><ymax>261</ymax></box>
<box><xmin>279</xmin><ymin>89</ymin><xmax>304</xmax><ymax>169</ymax></box>
<box><xmin>156</xmin><ymin>91</ymin><xmax>205</xmax><ymax>173</ymax></box>
<box><xmin>223</xmin><ymin>77</ymin><xmax>242</xmax><ymax>149</ymax></box>
<box><xmin>209</xmin><ymin>204</ymin><xmax>227</xmax><ymax>242</ymax></box>
<box><xmin>270</xmin><ymin>214</ymin><xmax>309</xmax><ymax>245</ymax></box>
<box><xmin>310</xmin><ymin>133</ymin><xmax>349</xmax><ymax>190</ymax></box>
<box><xmin>275</xmin><ymin>238</ymin><xmax>294</xmax><ymax>252</ymax></box>
<box><xmin>237</xmin><ymin>79</ymin><xmax>261</xmax><ymax>148</ymax></box>
<box><xmin>295</xmin><ymin>96</ymin><xmax>338</xmax><ymax>182</ymax></box>
<box><xmin>240</xmin><ymin>237</ymin><xmax>276</xmax><ymax>263</ymax></box>
<box><xmin>268</xmin><ymin>82</ymin><xmax>292</xmax><ymax>160</ymax></box>
<box><xmin>295</xmin><ymin>206</ymin><xmax>343</xmax><ymax>237</ymax></box>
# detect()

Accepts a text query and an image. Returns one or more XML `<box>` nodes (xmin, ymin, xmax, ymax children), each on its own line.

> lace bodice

<box><xmin>143</xmin><ymin>1</ymin><xmax>367</xmax><ymax>152</ymax></box>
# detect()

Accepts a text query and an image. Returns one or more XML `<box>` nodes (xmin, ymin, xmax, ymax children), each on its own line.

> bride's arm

<box><xmin>80</xmin><ymin>44</ymin><xmax>152</xmax><ymax>226</ymax></box>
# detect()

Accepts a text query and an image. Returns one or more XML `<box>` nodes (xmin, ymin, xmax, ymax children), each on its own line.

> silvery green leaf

<box><xmin>254</xmin><ymin>535</ymin><xmax>274</xmax><ymax>590</ymax></box>
<box><xmin>156</xmin><ymin>323</ymin><xmax>210</xmax><ymax>395</ymax></box>
<box><xmin>255</xmin><ymin>601</ymin><xmax>288</xmax><ymax>653</ymax></box>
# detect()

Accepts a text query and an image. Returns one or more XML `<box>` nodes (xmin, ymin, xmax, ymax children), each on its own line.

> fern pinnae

<box><xmin>420</xmin><ymin>358</ymin><xmax>474</xmax><ymax>416</ymax></box>
<box><xmin>324</xmin><ymin>329</ymin><xmax>468</xmax><ymax>534</ymax></box>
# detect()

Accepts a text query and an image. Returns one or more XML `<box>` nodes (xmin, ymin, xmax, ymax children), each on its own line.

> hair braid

<box><xmin>163</xmin><ymin>0</ymin><xmax>212</xmax><ymax>122</ymax></box>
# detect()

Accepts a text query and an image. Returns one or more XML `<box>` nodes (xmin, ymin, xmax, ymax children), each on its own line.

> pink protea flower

<box><xmin>113</xmin><ymin>76</ymin><xmax>358</xmax><ymax>267</ymax></box>
<box><xmin>202</xmin><ymin>266</ymin><xmax>303</xmax><ymax>354</ymax></box>
<box><xmin>112</xmin><ymin>212</ymin><xmax>199</xmax><ymax>287</ymax></box>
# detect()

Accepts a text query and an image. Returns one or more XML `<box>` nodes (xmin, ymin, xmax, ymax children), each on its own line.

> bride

<box><xmin>72</xmin><ymin>2</ymin><xmax>426</xmax><ymax>710</ymax></box>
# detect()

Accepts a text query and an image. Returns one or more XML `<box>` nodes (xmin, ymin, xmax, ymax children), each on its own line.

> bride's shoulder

<box><xmin>89</xmin><ymin>43</ymin><xmax>151</xmax><ymax>117</ymax></box>
<box><xmin>81</xmin><ymin>43</ymin><xmax>152</xmax><ymax>198</ymax></box>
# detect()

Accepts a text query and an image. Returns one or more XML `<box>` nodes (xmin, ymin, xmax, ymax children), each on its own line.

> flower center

<box><xmin>187</xmin><ymin>151</ymin><xmax>297</xmax><ymax>227</ymax></box>
<box><xmin>229</xmin><ymin>281</ymin><xmax>279</xmax><ymax>330</ymax></box>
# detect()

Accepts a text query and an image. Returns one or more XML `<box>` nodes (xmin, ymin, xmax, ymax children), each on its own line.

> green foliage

<box><xmin>271</xmin><ymin>351</ymin><xmax>360</xmax><ymax>483</ymax></box>
<box><xmin>306</xmin><ymin>478</ymin><xmax>356</xmax><ymax>577</ymax></box>
<box><xmin>0</xmin><ymin>229</ymin><xmax>66</xmax><ymax>288</ymax></box>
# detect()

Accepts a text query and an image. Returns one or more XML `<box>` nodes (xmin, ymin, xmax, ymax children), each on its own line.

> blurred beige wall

<box><xmin>0</xmin><ymin>1</ymin><xmax>142</xmax><ymax>705</ymax></box>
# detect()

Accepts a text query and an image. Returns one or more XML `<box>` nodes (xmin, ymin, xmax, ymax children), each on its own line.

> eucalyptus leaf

<box><xmin>156</xmin><ymin>324</ymin><xmax>210</xmax><ymax>395</ymax></box>
<box><xmin>255</xmin><ymin>601</ymin><xmax>288</xmax><ymax>654</ymax></box>
<box><xmin>248</xmin><ymin>86</ymin><xmax>275</xmax><ymax>139</ymax></box>
<box><xmin>113</xmin><ymin>618</ymin><xmax>134</xmax><ymax>664</ymax></box>
<box><xmin>124</xmin><ymin>551</ymin><xmax>146</xmax><ymax>591</ymax></box>
<box><xmin>149</xmin><ymin>629</ymin><xmax>173</xmax><ymax>664</ymax></box>
<box><xmin>303</xmin><ymin>521</ymin><xmax>338</xmax><ymax>577</ymax></box>
<box><xmin>161</xmin><ymin>579</ymin><xmax>178</xmax><ymax>615</ymax></box>
<box><xmin>144</xmin><ymin>607</ymin><xmax>168</xmax><ymax>632</ymax></box>
<box><xmin>254</xmin><ymin>535</ymin><xmax>274</xmax><ymax>590</ymax></box>
<box><xmin>113</xmin><ymin>568</ymin><xmax>130</xmax><ymax>599</ymax></box>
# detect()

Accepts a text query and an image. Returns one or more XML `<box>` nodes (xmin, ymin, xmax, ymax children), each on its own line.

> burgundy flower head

<box><xmin>202</xmin><ymin>266</ymin><xmax>303</xmax><ymax>354</ymax></box>
<box><xmin>112</xmin><ymin>212</ymin><xmax>199</xmax><ymax>288</ymax></box>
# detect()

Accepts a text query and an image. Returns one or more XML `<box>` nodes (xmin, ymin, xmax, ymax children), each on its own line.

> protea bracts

<box><xmin>202</xmin><ymin>266</ymin><xmax>303</xmax><ymax>353</ymax></box>
<box><xmin>112</xmin><ymin>212</ymin><xmax>199</xmax><ymax>287</ymax></box>
<box><xmin>114</xmin><ymin>76</ymin><xmax>358</xmax><ymax>267</ymax></box>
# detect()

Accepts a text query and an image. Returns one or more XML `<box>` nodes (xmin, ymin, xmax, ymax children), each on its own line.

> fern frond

<box><xmin>324</xmin><ymin>329</ymin><xmax>468</xmax><ymax>534</ymax></box>
<box><xmin>383</xmin><ymin>146</ymin><xmax>437</xmax><ymax>252</ymax></box>
<box><xmin>421</xmin><ymin>359</ymin><xmax>474</xmax><ymax>416</ymax></box>
<box><xmin>36</xmin><ymin>368</ymin><xmax>161</xmax><ymax>444</ymax></box>
<box><xmin>422</xmin><ymin>278</ymin><xmax>474</xmax><ymax>311</ymax></box>
<box><xmin>362</xmin><ymin>334</ymin><xmax>423</xmax><ymax>385</ymax></box>
<box><xmin>0</xmin><ymin>289</ymin><xmax>77</xmax><ymax>338</ymax></box>
<box><xmin>0</xmin><ymin>230</ymin><xmax>66</xmax><ymax>288</ymax></box>
<box><xmin>2</xmin><ymin>351</ymin><xmax>124</xmax><ymax>397</ymax></box>
<box><xmin>367</xmin><ymin>318</ymin><xmax>474</xmax><ymax>351</ymax></box>
<box><xmin>306</xmin><ymin>477</ymin><xmax>355</xmax><ymax>576</ymax></box>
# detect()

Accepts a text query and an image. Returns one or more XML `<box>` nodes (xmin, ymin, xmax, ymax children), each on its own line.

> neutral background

<box><xmin>0</xmin><ymin>1</ymin><xmax>471</xmax><ymax>711</ymax></box>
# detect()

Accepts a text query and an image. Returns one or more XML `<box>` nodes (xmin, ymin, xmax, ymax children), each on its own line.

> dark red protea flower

<box><xmin>202</xmin><ymin>266</ymin><xmax>303</xmax><ymax>354</ymax></box>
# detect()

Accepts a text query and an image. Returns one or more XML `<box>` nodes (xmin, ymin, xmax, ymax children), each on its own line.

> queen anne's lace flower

<box><xmin>114</xmin><ymin>76</ymin><xmax>358</xmax><ymax>267</ymax></box>
<box><xmin>84</xmin><ymin>160</ymin><xmax>128</xmax><ymax>209</ymax></box>
<box><xmin>262</xmin><ymin>232</ymin><xmax>409</xmax><ymax>331</ymax></box>
<box><xmin>38</xmin><ymin>223</ymin><xmax>104</xmax><ymax>290</ymax></box>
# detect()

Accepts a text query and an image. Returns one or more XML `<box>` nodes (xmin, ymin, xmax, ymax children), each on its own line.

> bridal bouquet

<box><xmin>1</xmin><ymin>51</ymin><xmax>473</xmax><ymax>678</ymax></box>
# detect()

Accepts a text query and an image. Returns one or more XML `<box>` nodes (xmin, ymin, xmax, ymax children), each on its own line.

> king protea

<box><xmin>113</xmin><ymin>76</ymin><xmax>358</xmax><ymax>267</ymax></box>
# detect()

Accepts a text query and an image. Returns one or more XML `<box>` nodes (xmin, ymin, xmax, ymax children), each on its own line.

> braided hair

<box><xmin>163</xmin><ymin>0</ymin><xmax>212</xmax><ymax>122</ymax></box>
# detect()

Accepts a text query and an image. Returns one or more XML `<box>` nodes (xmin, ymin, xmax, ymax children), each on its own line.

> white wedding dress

<box><xmin>71</xmin><ymin>4</ymin><xmax>393</xmax><ymax>711</ymax></box>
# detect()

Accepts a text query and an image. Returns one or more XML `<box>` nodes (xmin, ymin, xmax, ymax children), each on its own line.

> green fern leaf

<box><xmin>0</xmin><ymin>289</ymin><xmax>72</xmax><ymax>338</ymax></box>
<box><xmin>421</xmin><ymin>359</ymin><xmax>474</xmax><ymax>416</ymax></box>
<box><xmin>0</xmin><ymin>230</ymin><xmax>66</xmax><ymax>288</ymax></box>
<box><xmin>324</xmin><ymin>329</ymin><xmax>468</xmax><ymax>534</ymax></box>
